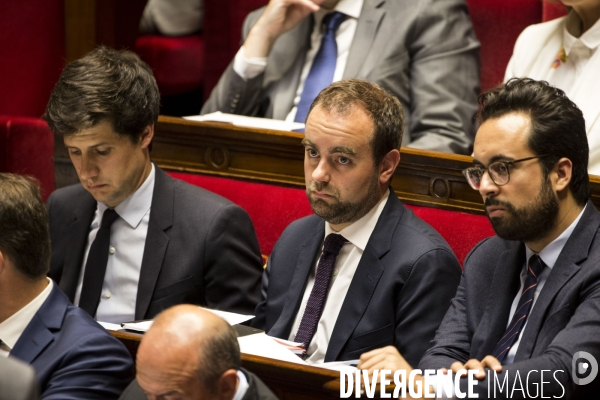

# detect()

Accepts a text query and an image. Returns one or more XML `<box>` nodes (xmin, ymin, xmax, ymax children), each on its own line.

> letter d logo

<box><xmin>572</xmin><ymin>351</ymin><xmax>598</xmax><ymax>386</ymax></box>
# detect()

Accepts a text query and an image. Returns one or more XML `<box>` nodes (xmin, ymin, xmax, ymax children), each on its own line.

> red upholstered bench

<box><xmin>135</xmin><ymin>35</ymin><xmax>205</xmax><ymax>97</ymax></box>
<box><xmin>0</xmin><ymin>116</ymin><xmax>54</xmax><ymax>201</ymax></box>
<box><xmin>168</xmin><ymin>172</ymin><xmax>495</xmax><ymax>265</ymax></box>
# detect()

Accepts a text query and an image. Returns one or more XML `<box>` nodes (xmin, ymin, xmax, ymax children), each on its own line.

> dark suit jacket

<box><xmin>47</xmin><ymin>165</ymin><xmax>263</xmax><ymax>319</ymax></box>
<box><xmin>419</xmin><ymin>201</ymin><xmax>600</xmax><ymax>399</ymax></box>
<box><xmin>118</xmin><ymin>368</ymin><xmax>278</xmax><ymax>400</ymax></box>
<box><xmin>0</xmin><ymin>356</ymin><xmax>38</xmax><ymax>400</ymax></box>
<box><xmin>9</xmin><ymin>283</ymin><xmax>134</xmax><ymax>400</ymax></box>
<box><xmin>202</xmin><ymin>0</ymin><xmax>480</xmax><ymax>154</ymax></box>
<box><xmin>252</xmin><ymin>190</ymin><xmax>462</xmax><ymax>365</ymax></box>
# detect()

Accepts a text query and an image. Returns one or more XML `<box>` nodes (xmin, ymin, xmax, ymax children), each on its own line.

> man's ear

<box><xmin>139</xmin><ymin>124</ymin><xmax>155</xmax><ymax>149</ymax></box>
<box><xmin>379</xmin><ymin>149</ymin><xmax>401</xmax><ymax>185</ymax></box>
<box><xmin>216</xmin><ymin>369</ymin><xmax>239</xmax><ymax>400</ymax></box>
<box><xmin>552</xmin><ymin>157</ymin><xmax>573</xmax><ymax>193</ymax></box>
<box><xmin>0</xmin><ymin>251</ymin><xmax>4</xmax><ymax>275</ymax></box>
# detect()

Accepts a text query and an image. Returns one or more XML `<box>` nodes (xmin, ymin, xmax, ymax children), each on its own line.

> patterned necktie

<box><xmin>79</xmin><ymin>208</ymin><xmax>120</xmax><ymax>317</ymax></box>
<box><xmin>294</xmin><ymin>233</ymin><xmax>347</xmax><ymax>358</ymax></box>
<box><xmin>294</xmin><ymin>12</ymin><xmax>347</xmax><ymax>125</ymax></box>
<box><xmin>492</xmin><ymin>254</ymin><xmax>545</xmax><ymax>362</ymax></box>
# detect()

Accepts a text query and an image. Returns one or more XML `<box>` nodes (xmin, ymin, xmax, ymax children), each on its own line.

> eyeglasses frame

<box><xmin>462</xmin><ymin>155</ymin><xmax>549</xmax><ymax>190</ymax></box>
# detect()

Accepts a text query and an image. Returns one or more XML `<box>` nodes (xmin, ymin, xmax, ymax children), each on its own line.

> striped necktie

<box><xmin>294</xmin><ymin>233</ymin><xmax>347</xmax><ymax>359</ymax></box>
<box><xmin>492</xmin><ymin>255</ymin><xmax>545</xmax><ymax>362</ymax></box>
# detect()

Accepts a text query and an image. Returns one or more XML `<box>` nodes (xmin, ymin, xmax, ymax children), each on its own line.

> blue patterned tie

<box><xmin>294</xmin><ymin>233</ymin><xmax>347</xmax><ymax>358</ymax></box>
<box><xmin>294</xmin><ymin>12</ymin><xmax>347</xmax><ymax>125</ymax></box>
<box><xmin>492</xmin><ymin>255</ymin><xmax>545</xmax><ymax>362</ymax></box>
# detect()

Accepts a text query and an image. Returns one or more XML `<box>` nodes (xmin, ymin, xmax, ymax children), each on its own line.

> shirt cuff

<box><xmin>233</xmin><ymin>47</ymin><xmax>267</xmax><ymax>80</ymax></box>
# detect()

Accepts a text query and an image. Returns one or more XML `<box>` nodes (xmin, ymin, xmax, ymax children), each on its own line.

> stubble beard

<box><xmin>486</xmin><ymin>175</ymin><xmax>559</xmax><ymax>243</ymax></box>
<box><xmin>307</xmin><ymin>173</ymin><xmax>382</xmax><ymax>226</ymax></box>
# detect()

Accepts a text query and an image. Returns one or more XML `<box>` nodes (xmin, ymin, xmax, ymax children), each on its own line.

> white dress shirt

<box><xmin>233</xmin><ymin>0</ymin><xmax>363</xmax><ymax>122</ymax></box>
<box><xmin>288</xmin><ymin>191</ymin><xmax>388</xmax><ymax>364</ymax></box>
<box><xmin>231</xmin><ymin>370</ymin><xmax>250</xmax><ymax>400</ymax></box>
<box><xmin>549</xmin><ymin>12</ymin><xmax>600</xmax><ymax>99</ymax></box>
<box><xmin>434</xmin><ymin>205</ymin><xmax>586</xmax><ymax>399</ymax></box>
<box><xmin>74</xmin><ymin>164</ymin><xmax>155</xmax><ymax>323</ymax></box>
<box><xmin>0</xmin><ymin>278</ymin><xmax>53</xmax><ymax>357</ymax></box>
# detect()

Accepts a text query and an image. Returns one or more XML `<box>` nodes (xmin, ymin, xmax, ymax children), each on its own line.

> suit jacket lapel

<box><xmin>10</xmin><ymin>284</ymin><xmax>66</xmax><ymax>364</ymax></box>
<box><xmin>269</xmin><ymin>17</ymin><xmax>313</xmax><ymax>120</ymax></box>
<box><xmin>515</xmin><ymin>202</ymin><xmax>600</xmax><ymax>360</ymax></box>
<box><xmin>471</xmin><ymin>244</ymin><xmax>524</xmax><ymax>360</ymax></box>
<box><xmin>135</xmin><ymin>166</ymin><xmax>172</xmax><ymax>319</ymax></box>
<box><xmin>343</xmin><ymin>0</ymin><xmax>385</xmax><ymax>78</ymax></box>
<box><xmin>268</xmin><ymin>221</ymin><xmax>325</xmax><ymax>339</ymax></box>
<box><xmin>324</xmin><ymin>191</ymin><xmax>396</xmax><ymax>361</ymax></box>
<box><xmin>59</xmin><ymin>194</ymin><xmax>96</xmax><ymax>301</ymax></box>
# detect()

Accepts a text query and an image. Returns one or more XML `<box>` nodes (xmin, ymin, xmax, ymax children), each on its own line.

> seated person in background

<box><xmin>359</xmin><ymin>78</ymin><xmax>600</xmax><ymax>399</ymax></box>
<box><xmin>119</xmin><ymin>304</ymin><xmax>277</xmax><ymax>400</ymax></box>
<box><xmin>0</xmin><ymin>356</ymin><xmax>38</xmax><ymax>400</ymax></box>
<box><xmin>202</xmin><ymin>0</ymin><xmax>480</xmax><ymax>154</ymax></box>
<box><xmin>252</xmin><ymin>79</ymin><xmax>462</xmax><ymax>365</ymax></box>
<box><xmin>45</xmin><ymin>46</ymin><xmax>263</xmax><ymax>323</ymax></box>
<box><xmin>505</xmin><ymin>0</ymin><xmax>600</xmax><ymax>174</ymax></box>
<box><xmin>0</xmin><ymin>173</ymin><xmax>133</xmax><ymax>399</ymax></box>
<box><xmin>139</xmin><ymin>0</ymin><xmax>203</xmax><ymax>36</ymax></box>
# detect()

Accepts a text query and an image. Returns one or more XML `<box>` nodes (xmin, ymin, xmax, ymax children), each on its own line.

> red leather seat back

<box><xmin>466</xmin><ymin>0</ymin><xmax>543</xmax><ymax>92</ymax></box>
<box><xmin>543</xmin><ymin>1</ymin><xmax>568</xmax><ymax>22</ymax></box>
<box><xmin>135</xmin><ymin>35</ymin><xmax>205</xmax><ymax>96</ymax></box>
<box><xmin>168</xmin><ymin>172</ymin><xmax>495</xmax><ymax>265</ymax></box>
<box><xmin>0</xmin><ymin>116</ymin><xmax>55</xmax><ymax>200</ymax></box>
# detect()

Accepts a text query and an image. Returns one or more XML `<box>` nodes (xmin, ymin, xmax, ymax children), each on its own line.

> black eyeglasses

<box><xmin>462</xmin><ymin>155</ymin><xmax>548</xmax><ymax>190</ymax></box>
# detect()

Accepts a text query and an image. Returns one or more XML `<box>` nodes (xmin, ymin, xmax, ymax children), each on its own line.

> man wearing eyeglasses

<box><xmin>357</xmin><ymin>78</ymin><xmax>600</xmax><ymax>399</ymax></box>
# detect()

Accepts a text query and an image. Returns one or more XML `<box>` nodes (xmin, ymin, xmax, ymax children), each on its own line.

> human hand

<box><xmin>357</xmin><ymin>346</ymin><xmax>412</xmax><ymax>376</ymax></box>
<box><xmin>244</xmin><ymin>0</ymin><xmax>326</xmax><ymax>57</ymax></box>
<box><xmin>450</xmin><ymin>355</ymin><xmax>502</xmax><ymax>380</ymax></box>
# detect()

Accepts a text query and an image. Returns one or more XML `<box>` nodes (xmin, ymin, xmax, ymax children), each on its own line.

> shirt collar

<box><xmin>315</xmin><ymin>0</ymin><xmax>363</xmax><ymax>29</ymax></box>
<box><xmin>324</xmin><ymin>190</ymin><xmax>389</xmax><ymax>251</ymax></box>
<box><xmin>232</xmin><ymin>370</ymin><xmax>249</xmax><ymax>400</ymax></box>
<box><xmin>0</xmin><ymin>278</ymin><xmax>53</xmax><ymax>352</ymax></box>
<box><xmin>97</xmin><ymin>163</ymin><xmax>155</xmax><ymax>229</ymax></box>
<box><xmin>525</xmin><ymin>204</ymin><xmax>587</xmax><ymax>269</ymax></box>
<box><xmin>563</xmin><ymin>11</ymin><xmax>600</xmax><ymax>54</ymax></box>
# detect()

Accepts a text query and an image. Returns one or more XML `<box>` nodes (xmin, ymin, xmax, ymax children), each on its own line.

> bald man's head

<box><xmin>136</xmin><ymin>305</ymin><xmax>241</xmax><ymax>400</ymax></box>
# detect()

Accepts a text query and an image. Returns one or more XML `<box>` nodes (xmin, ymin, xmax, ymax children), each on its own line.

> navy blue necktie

<box><xmin>492</xmin><ymin>255</ymin><xmax>545</xmax><ymax>362</ymax></box>
<box><xmin>294</xmin><ymin>12</ymin><xmax>347</xmax><ymax>125</ymax></box>
<box><xmin>294</xmin><ymin>233</ymin><xmax>347</xmax><ymax>359</ymax></box>
<box><xmin>79</xmin><ymin>208</ymin><xmax>120</xmax><ymax>317</ymax></box>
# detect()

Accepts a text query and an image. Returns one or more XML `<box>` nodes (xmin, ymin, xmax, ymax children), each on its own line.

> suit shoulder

<box><xmin>47</xmin><ymin>184</ymin><xmax>88</xmax><ymax>207</ymax></box>
<box><xmin>170</xmin><ymin>177</ymin><xmax>241</xmax><ymax>210</ymax></box>
<box><xmin>396</xmin><ymin>208</ymin><xmax>456</xmax><ymax>255</ymax></box>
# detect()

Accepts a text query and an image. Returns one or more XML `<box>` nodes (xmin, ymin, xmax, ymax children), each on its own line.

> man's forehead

<box><xmin>474</xmin><ymin>113</ymin><xmax>532</xmax><ymax>160</ymax></box>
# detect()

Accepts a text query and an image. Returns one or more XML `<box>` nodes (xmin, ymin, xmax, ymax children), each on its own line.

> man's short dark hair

<box><xmin>478</xmin><ymin>77</ymin><xmax>589</xmax><ymax>206</ymax></box>
<box><xmin>45</xmin><ymin>46</ymin><xmax>160</xmax><ymax>142</ymax></box>
<box><xmin>0</xmin><ymin>174</ymin><xmax>50</xmax><ymax>279</ymax></box>
<box><xmin>197</xmin><ymin>322</ymin><xmax>241</xmax><ymax>390</ymax></box>
<box><xmin>309</xmin><ymin>79</ymin><xmax>404</xmax><ymax>165</ymax></box>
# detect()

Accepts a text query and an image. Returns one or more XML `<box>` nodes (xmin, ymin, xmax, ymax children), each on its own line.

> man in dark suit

<box><xmin>202</xmin><ymin>0</ymin><xmax>480</xmax><ymax>154</ymax></box>
<box><xmin>358</xmin><ymin>78</ymin><xmax>600</xmax><ymax>398</ymax></box>
<box><xmin>44</xmin><ymin>46</ymin><xmax>263</xmax><ymax>323</ymax></box>
<box><xmin>252</xmin><ymin>79</ymin><xmax>462</xmax><ymax>366</ymax></box>
<box><xmin>0</xmin><ymin>173</ymin><xmax>133</xmax><ymax>399</ymax></box>
<box><xmin>119</xmin><ymin>305</ymin><xmax>277</xmax><ymax>400</ymax></box>
<box><xmin>0</xmin><ymin>356</ymin><xmax>38</xmax><ymax>400</ymax></box>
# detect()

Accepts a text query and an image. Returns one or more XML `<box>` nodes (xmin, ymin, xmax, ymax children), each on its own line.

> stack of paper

<box><xmin>271</xmin><ymin>337</ymin><xmax>305</xmax><ymax>357</ymax></box>
<box><xmin>237</xmin><ymin>333</ymin><xmax>307</xmax><ymax>365</ymax></box>
<box><xmin>184</xmin><ymin>112</ymin><xmax>305</xmax><ymax>132</ymax></box>
<box><xmin>117</xmin><ymin>307</ymin><xmax>254</xmax><ymax>332</ymax></box>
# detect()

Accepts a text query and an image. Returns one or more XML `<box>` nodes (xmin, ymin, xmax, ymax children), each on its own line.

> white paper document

<box><xmin>184</xmin><ymin>112</ymin><xmax>305</xmax><ymax>132</ymax></box>
<box><xmin>119</xmin><ymin>307</ymin><xmax>254</xmax><ymax>332</ymax></box>
<box><xmin>97</xmin><ymin>321</ymin><xmax>123</xmax><ymax>331</ymax></box>
<box><xmin>237</xmin><ymin>333</ymin><xmax>307</xmax><ymax>365</ymax></box>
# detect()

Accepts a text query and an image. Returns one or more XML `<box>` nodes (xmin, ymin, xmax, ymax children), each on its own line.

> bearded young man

<box><xmin>358</xmin><ymin>78</ymin><xmax>600</xmax><ymax>399</ymax></box>
<box><xmin>251</xmin><ymin>79</ymin><xmax>462</xmax><ymax>365</ymax></box>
